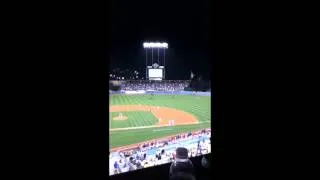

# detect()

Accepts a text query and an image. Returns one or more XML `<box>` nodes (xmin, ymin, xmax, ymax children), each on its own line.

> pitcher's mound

<box><xmin>113</xmin><ymin>113</ymin><xmax>128</xmax><ymax>121</ymax></box>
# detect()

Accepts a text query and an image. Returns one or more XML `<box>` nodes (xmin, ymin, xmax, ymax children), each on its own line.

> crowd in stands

<box><xmin>119</xmin><ymin>80</ymin><xmax>190</xmax><ymax>91</ymax></box>
<box><xmin>110</xmin><ymin>129</ymin><xmax>211</xmax><ymax>175</ymax></box>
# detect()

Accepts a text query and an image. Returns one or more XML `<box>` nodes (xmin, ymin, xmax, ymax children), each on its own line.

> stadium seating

<box><xmin>110</xmin><ymin>129</ymin><xmax>211</xmax><ymax>176</ymax></box>
<box><xmin>118</xmin><ymin>80</ymin><xmax>190</xmax><ymax>92</ymax></box>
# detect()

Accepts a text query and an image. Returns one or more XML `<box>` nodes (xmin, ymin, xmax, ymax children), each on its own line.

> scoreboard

<box><xmin>148</xmin><ymin>69</ymin><xmax>163</xmax><ymax>78</ymax></box>
<box><xmin>147</xmin><ymin>63</ymin><xmax>164</xmax><ymax>80</ymax></box>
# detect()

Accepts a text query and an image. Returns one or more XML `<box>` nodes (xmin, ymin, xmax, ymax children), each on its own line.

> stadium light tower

<box><xmin>143</xmin><ymin>42</ymin><xmax>168</xmax><ymax>80</ymax></box>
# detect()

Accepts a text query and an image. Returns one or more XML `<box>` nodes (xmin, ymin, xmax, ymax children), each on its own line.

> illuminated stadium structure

<box><xmin>143</xmin><ymin>42</ymin><xmax>168</xmax><ymax>80</ymax></box>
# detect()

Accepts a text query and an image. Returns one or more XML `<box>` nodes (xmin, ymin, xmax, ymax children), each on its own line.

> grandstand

<box><xmin>110</xmin><ymin>129</ymin><xmax>211</xmax><ymax>175</ymax></box>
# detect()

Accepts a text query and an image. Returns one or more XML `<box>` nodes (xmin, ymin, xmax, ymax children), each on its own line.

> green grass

<box><xmin>110</xmin><ymin>122</ymin><xmax>210</xmax><ymax>148</ymax></box>
<box><xmin>109</xmin><ymin>94</ymin><xmax>211</xmax><ymax>148</ymax></box>
<box><xmin>110</xmin><ymin>111</ymin><xmax>158</xmax><ymax>129</ymax></box>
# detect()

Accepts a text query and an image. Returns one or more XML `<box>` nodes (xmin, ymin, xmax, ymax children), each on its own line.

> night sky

<box><xmin>107</xmin><ymin>0</ymin><xmax>213</xmax><ymax>80</ymax></box>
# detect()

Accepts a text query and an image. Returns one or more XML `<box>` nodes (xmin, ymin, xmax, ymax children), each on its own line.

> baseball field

<box><xmin>109</xmin><ymin>94</ymin><xmax>211</xmax><ymax>150</ymax></box>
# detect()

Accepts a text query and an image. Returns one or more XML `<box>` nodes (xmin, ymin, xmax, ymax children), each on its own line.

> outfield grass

<box><xmin>109</xmin><ymin>94</ymin><xmax>211</xmax><ymax>148</ymax></box>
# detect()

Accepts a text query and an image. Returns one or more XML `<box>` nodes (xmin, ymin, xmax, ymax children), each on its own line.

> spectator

<box><xmin>114</xmin><ymin>161</ymin><xmax>120</xmax><ymax>174</ymax></box>
<box><xmin>118</xmin><ymin>159</ymin><xmax>125</xmax><ymax>170</ymax></box>
<box><xmin>169</xmin><ymin>172</ymin><xmax>196</xmax><ymax>180</ymax></box>
<box><xmin>201</xmin><ymin>154</ymin><xmax>211</xmax><ymax>169</ymax></box>
<box><xmin>170</xmin><ymin>153</ymin><xmax>174</xmax><ymax>160</ymax></box>
<box><xmin>128</xmin><ymin>160</ymin><xmax>136</xmax><ymax>171</ymax></box>
<box><xmin>144</xmin><ymin>161</ymin><xmax>152</xmax><ymax>168</ymax></box>
<box><xmin>191</xmin><ymin>150</ymin><xmax>196</xmax><ymax>157</ymax></box>
<box><xmin>136</xmin><ymin>161</ymin><xmax>143</xmax><ymax>169</ymax></box>
<box><xmin>169</xmin><ymin>147</ymin><xmax>194</xmax><ymax>177</ymax></box>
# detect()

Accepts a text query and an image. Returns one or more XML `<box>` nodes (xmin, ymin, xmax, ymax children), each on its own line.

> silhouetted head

<box><xmin>169</xmin><ymin>172</ymin><xmax>196</xmax><ymax>180</ymax></box>
<box><xmin>169</xmin><ymin>147</ymin><xmax>194</xmax><ymax>176</ymax></box>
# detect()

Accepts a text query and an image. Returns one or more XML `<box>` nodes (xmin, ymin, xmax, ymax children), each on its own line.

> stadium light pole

<box><xmin>164</xmin><ymin>46</ymin><xmax>165</xmax><ymax>79</ymax></box>
<box><xmin>143</xmin><ymin>42</ymin><xmax>168</xmax><ymax>80</ymax></box>
<box><xmin>145</xmin><ymin>47</ymin><xmax>147</xmax><ymax>80</ymax></box>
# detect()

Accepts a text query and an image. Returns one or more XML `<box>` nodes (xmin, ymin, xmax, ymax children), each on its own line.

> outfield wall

<box><xmin>109</xmin><ymin>90</ymin><xmax>211</xmax><ymax>96</ymax></box>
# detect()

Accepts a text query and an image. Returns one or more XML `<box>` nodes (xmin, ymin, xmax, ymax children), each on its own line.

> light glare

<box><xmin>143</xmin><ymin>42</ymin><xmax>168</xmax><ymax>48</ymax></box>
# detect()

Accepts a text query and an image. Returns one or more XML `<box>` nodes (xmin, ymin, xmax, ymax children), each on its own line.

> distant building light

<box><xmin>122</xmin><ymin>77</ymin><xmax>124</xmax><ymax>80</ymax></box>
